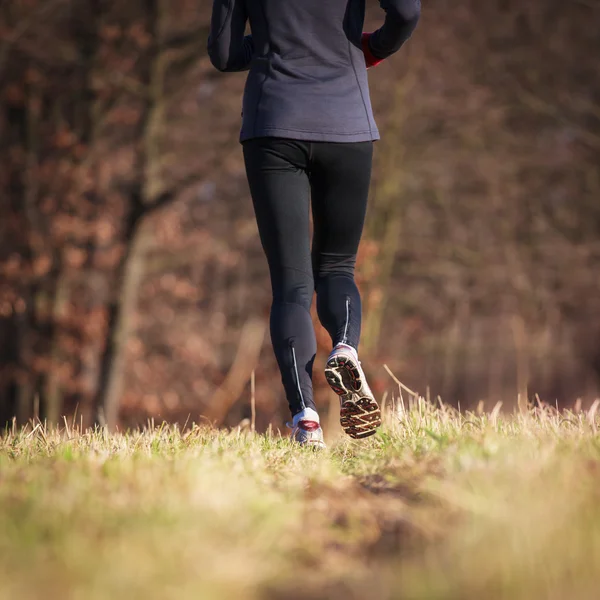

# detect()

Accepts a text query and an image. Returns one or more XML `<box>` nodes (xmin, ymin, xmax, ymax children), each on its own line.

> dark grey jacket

<box><xmin>208</xmin><ymin>0</ymin><xmax>420</xmax><ymax>143</ymax></box>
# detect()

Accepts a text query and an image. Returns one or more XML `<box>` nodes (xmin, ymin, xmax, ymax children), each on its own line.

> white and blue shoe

<box><xmin>325</xmin><ymin>343</ymin><xmax>381</xmax><ymax>439</ymax></box>
<box><xmin>287</xmin><ymin>408</ymin><xmax>326</xmax><ymax>449</ymax></box>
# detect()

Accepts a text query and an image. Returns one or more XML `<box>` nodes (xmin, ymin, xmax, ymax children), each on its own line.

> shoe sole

<box><xmin>303</xmin><ymin>440</ymin><xmax>327</xmax><ymax>451</ymax></box>
<box><xmin>293</xmin><ymin>437</ymin><xmax>327</xmax><ymax>450</ymax></box>
<box><xmin>325</xmin><ymin>354</ymin><xmax>382</xmax><ymax>439</ymax></box>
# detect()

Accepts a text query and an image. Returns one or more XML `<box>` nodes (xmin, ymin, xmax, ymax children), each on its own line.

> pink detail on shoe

<box><xmin>298</xmin><ymin>420</ymin><xmax>320</xmax><ymax>432</ymax></box>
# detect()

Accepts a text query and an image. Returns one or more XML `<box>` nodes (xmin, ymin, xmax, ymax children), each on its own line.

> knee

<box><xmin>273</xmin><ymin>282</ymin><xmax>314</xmax><ymax>312</ymax></box>
<box><xmin>315</xmin><ymin>252</ymin><xmax>357</xmax><ymax>280</ymax></box>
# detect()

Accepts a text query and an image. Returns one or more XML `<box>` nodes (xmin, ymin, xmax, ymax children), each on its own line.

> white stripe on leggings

<box><xmin>291</xmin><ymin>344</ymin><xmax>306</xmax><ymax>410</ymax></box>
<box><xmin>342</xmin><ymin>297</ymin><xmax>350</xmax><ymax>344</ymax></box>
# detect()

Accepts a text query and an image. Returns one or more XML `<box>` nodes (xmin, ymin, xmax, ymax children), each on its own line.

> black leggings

<box><xmin>243</xmin><ymin>138</ymin><xmax>373</xmax><ymax>417</ymax></box>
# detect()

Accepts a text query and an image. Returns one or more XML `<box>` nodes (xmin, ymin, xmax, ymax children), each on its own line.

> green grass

<box><xmin>1</xmin><ymin>402</ymin><xmax>600</xmax><ymax>599</ymax></box>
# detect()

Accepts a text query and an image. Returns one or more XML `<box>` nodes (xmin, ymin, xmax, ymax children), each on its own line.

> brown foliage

<box><xmin>1</xmin><ymin>0</ymin><xmax>599</xmax><ymax>430</ymax></box>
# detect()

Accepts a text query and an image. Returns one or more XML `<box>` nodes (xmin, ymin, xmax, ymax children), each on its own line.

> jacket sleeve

<box><xmin>208</xmin><ymin>0</ymin><xmax>254</xmax><ymax>72</ymax></box>
<box><xmin>368</xmin><ymin>0</ymin><xmax>421</xmax><ymax>60</ymax></box>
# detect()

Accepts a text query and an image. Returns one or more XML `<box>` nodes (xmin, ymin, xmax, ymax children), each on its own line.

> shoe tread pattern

<box><xmin>325</xmin><ymin>355</ymin><xmax>382</xmax><ymax>439</ymax></box>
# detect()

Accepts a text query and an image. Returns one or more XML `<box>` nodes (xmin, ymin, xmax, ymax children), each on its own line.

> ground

<box><xmin>1</xmin><ymin>402</ymin><xmax>599</xmax><ymax>599</ymax></box>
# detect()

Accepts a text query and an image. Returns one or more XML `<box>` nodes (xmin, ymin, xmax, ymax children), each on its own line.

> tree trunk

<box><xmin>95</xmin><ymin>220</ymin><xmax>149</xmax><ymax>429</ymax></box>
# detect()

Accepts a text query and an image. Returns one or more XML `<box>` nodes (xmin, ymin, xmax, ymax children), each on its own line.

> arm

<box><xmin>365</xmin><ymin>0</ymin><xmax>421</xmax><ymax>65</ymax></box>
<box><xmin>207</xmin><ymin>0</ymin><xmax>254</xmax><ymax>72</ymax></box>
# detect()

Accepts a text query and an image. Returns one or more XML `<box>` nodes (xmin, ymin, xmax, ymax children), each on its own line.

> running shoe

<box><xmin>288</xmin><ymin>419</ymin><xmax>327</xmax><ymax>449</ymax></box>
<box><xmin>325</xmin><ymin>344</ymin><xmax>382</xmax><ymax>439</ymax></box>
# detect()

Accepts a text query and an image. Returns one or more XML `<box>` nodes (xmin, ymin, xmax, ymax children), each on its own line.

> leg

<box><xmin>243</xmin><ymin>138</ymin><xmax>317</xmax><ymax>419</ymax></box>
<box><xmin>310</xmin><ymin>141</ymin><xmax>381</xmax><ymax>439</ymax></box>
<box><xmin>310</xmin><ymin>141</ymin><xmax>373</xmax><ymax>350</ymax></box>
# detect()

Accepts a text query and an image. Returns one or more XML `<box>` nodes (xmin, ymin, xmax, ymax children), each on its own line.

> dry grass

<box><xmin>1</xmin><ymin>402</ymin><xmax>600</xmax><ymax>599</ymax></box>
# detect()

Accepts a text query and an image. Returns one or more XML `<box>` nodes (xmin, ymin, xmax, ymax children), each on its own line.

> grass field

<box><xmin>1</xmin><ymin>400</ymin><xmax>600</xmax><ymax>600</ymax></box>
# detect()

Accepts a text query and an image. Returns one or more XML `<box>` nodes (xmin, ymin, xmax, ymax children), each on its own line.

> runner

<box><xmin>208</xmin><ymin>0</ymin><xmax>421</xmax><ymax>448</ymax></box>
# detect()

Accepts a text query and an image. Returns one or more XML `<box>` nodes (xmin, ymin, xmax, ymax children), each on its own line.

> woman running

<box><xmin>208</xmin><ymin>0</ymin><xmax>420</xmax><ymax>448</ymax></box>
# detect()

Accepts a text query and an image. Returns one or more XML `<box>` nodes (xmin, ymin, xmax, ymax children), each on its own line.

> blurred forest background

<box><xmin>1</xmin><ymin>0</ymin><xmax>599</xmax><ymax>431</ymax></box>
